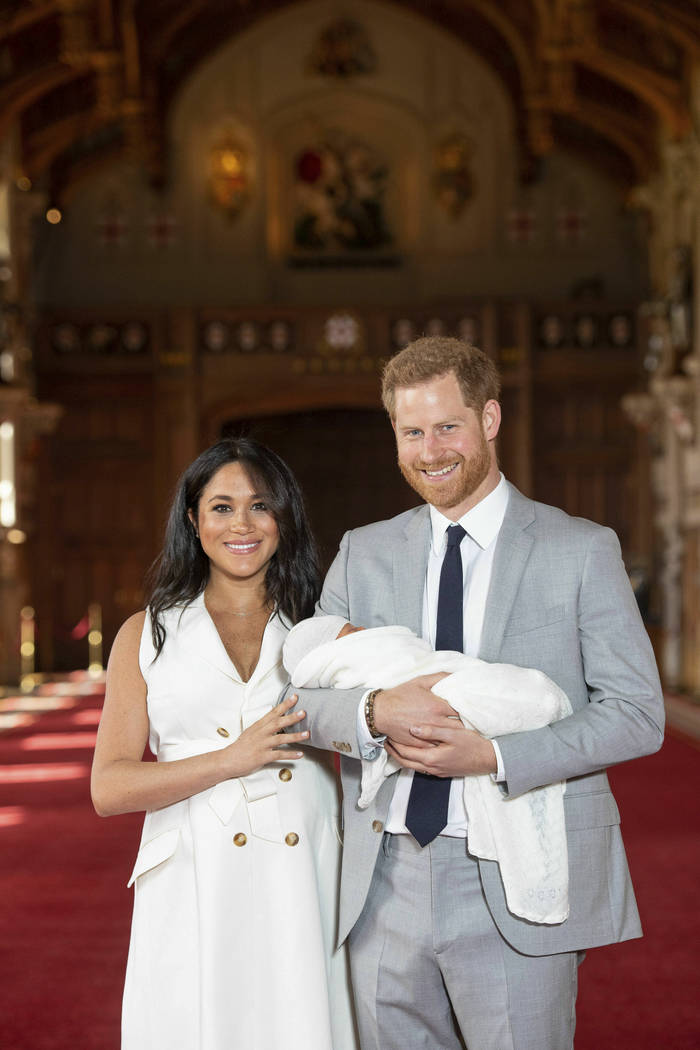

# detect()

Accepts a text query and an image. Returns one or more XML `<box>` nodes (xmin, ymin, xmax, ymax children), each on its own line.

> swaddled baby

<box><xmin>283</xmin><ymin>616</ymin><xmax>573</xmax><ymax>925</ymax></box>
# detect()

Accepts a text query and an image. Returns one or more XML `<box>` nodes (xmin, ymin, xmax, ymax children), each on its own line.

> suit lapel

<box><xmin>393</xmin><ymin>506</ymin><xmax>431</xmax><ymax>634</ymax></box>
<box><xmin>478</xmin><ymin>483</ymin><xmax>536</xmax><ymax>662</ymax></box>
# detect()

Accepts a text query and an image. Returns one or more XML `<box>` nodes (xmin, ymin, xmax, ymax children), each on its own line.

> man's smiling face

<box><xmin>393</xmin><ymin>371</ymin><xmax>501</xmax><ymax>520</ymax></box>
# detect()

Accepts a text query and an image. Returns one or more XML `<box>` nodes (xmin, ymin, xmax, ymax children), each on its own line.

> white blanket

<box><xmin>286</xmin><ymin>624</ymin><xmax>573</xmax><ymax>924</ymax></box>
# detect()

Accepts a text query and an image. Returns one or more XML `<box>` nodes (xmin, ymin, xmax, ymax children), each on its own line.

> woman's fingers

<box><xmin>257</xmin><ymin>708</ymin><xmax>308</xmax><ymax>741</ymax></box>
<box><xmin>271</xmin><ymin>742</ymin><xmax>305</xmax><ymax>758</ymax></box>
<box><xmin>253</xmin><ymin>699</ymin><xmax>303</xmax><ymax>732</ymax></box>
<box><xmin>277</xmin><ymin>728</ymin><xmax>309</xmax><ymax>744</ymax></box>
<box><xmin>276</xmin><ymin>708</ymin><xmax>306</xmax><ymax>728</ymax></box>
<box><xmin>273</xmin><ymin>695</ymin><xmax>298</xmax><ymax>717</ymax></box>
<box><xmin>228</xmin><ymin>697</ymin><xmax>311</xmax><ymax>772</ymax></box>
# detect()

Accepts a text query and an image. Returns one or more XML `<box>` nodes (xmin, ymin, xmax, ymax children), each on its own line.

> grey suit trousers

<box><xmin>349</xmin><ymin>834</ymin><xmax>581</xmax><ymax>1050</ymax></box>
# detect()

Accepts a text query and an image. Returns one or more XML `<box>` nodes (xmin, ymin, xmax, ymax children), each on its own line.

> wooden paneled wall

<box><xmin>34</xmin><ymin>374</ymin><xmax>157</xmax><ymax>670</ymax></box>
<box><xmin>33</xmin><ymin>300</ymin><xmax>646</xmax><ymax>671</ymax></box>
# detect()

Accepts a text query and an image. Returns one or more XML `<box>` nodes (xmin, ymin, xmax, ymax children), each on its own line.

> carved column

<box><xmin>625</xmin><ymin>100</ymin><xmax>700</xmax><ymax>691</ymax></box>
<box><xmin>0</xmin><ymin>134</ymin><xmax>61</xmax><ymax>685</ymax></box>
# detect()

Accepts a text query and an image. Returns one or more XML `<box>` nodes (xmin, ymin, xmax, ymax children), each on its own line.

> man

<box><xmin>292</xmin><ymin>337</ymin><xmax>664</xmax><ymax>1050</ymax></box>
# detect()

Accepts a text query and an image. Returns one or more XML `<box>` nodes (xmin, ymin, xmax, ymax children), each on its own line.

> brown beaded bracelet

<box><xmin>364</xmin><ymin>688</ymin><xmax>383</xmax><ymax>739</ymax></box>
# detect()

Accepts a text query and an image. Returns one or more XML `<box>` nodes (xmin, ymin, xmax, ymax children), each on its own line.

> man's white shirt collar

<box><xmin>428</xmin><ymin>473</ymin><xmax>509</xmax><ymax>554</ymax></box>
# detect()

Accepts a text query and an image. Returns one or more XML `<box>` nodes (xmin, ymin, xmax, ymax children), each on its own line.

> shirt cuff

<box><xmin>356</xmin><ymin>690</ymin><xmax>386</xmax><ymax>760</ymax></box>
<box><xmin>490</xmin><ymin>739</ymin><xmax>506</xmax><ymax>782</ymax></box>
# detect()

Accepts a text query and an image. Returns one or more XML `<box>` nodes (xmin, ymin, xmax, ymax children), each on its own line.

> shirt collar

<box><xmin>429</xmin><ymin>473</ymin><xmax>509</xmax><ymax>554</ymax></box>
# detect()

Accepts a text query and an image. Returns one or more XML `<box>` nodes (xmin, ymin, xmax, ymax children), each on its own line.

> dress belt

<box><xmin>158</xmin><ymin>738</ymin><xmax>284</xmax><ymax>843</ymax></box>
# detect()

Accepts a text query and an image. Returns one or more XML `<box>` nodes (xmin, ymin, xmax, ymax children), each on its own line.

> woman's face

<box><xmin>190</xmin><ymin>461</ymin><xmax>279</xmax><ymax>589</ymax></box>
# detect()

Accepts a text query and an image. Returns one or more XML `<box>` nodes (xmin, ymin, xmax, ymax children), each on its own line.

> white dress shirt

<box><xmin>358</xmin><ymin>474</ymin><xmax>510</xmax><ymax>837</ymax></box>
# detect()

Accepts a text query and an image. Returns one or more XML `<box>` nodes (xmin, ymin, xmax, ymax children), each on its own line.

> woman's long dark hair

<box><xmin>146</xmin><ymin>438</ymin><xmax>322</xmax><ymax>655</ymax></box>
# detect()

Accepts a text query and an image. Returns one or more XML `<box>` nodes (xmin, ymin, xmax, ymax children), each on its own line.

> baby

<box><xmin>283</xmin><ymin>615</ymin><xmax>573</xmax><ymax>925</ymax></box>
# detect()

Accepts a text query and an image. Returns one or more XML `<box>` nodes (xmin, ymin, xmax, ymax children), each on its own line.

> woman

<box><xmin>91</xmin><ymin>438</ymin><xmax>357</xmax><ymax>1050</ymax></box>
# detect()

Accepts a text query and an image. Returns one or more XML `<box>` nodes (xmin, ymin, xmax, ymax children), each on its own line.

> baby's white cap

<box><xmin>283</xmin><ymin>615</ymin><xmax>349</xmax><ymax>676</ymax></box>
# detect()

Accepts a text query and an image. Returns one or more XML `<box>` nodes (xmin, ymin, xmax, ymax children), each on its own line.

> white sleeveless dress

<box><xmin>121</xmin><ymin>595</ymin><xmax>357</xmax><ymax>1050</ymax></box>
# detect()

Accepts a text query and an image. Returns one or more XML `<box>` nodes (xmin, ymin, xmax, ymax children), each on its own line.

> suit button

<box><xmin>372</xmin><ymin>820</ymin><xmax>383</xmax><ymax>833</ymax></box>
<box><xmin>217</xmin><ymin>727</ymin><xmax>230</xmax><ymax>738</ymax></box>
<box><xmin>233</xmin><ymin>833</ymin><xmax>247</xmax><ymax>846</ymax></box>
<box><xmin>279</xmin><ymin>768</ymin><xmax>292</xmax><ymax>781</ymax></box>
<box><xmin>285</xmin><ymin>832</ymin><xmax>299</xmax><ymax>846</ymax></box>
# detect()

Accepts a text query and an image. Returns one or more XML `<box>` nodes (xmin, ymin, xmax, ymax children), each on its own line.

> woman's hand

<box><xmin>219</xmin><ymin>696</ymin><xmax>309</xmax><ymax>779</ymax></box>
<box><xmin>92</xmin><ymin>617</ymin><xmax>311</xmax><ymax>818</ymax></box>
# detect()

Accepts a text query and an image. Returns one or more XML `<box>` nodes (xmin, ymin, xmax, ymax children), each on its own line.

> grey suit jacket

<box><xmin>294</xmin><ymin>483</ymin><xmax>665</xmax><ymax>953</ymax></box>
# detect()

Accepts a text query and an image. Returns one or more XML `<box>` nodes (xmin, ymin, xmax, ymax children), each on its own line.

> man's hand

<box><xmin>372</xmin><ymin>674</ymin><xmax>454</xmax><ymax>748</ymax></box>
<box><xmin>386</xmin><ymin>721</ymin><xmax>498</xmax><ymax>777</ymax></box>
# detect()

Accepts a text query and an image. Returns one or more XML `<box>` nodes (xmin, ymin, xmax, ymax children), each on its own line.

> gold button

<box><xmin>279</xmin><ymin>768</ymin><xmax>292</xmax><ymax>782</ymax></box>
<box><xmin>217</xmin><ymin>727</ymin><xmax>230</xmax><ymax>738</ymax></box>
<box><xmin>285</xmin><ymin>832</ymin><xmax>299</xmax><ymax>846</ymax></box>
<box><xmin>372</xmin><ymin>820</ymin><xmax>383</xmax><ymax>833</ymax></box>
<box><xmin>233</xmin><ymin>833</ymin><xmax>247</xmax><ymax>846</ymax></box>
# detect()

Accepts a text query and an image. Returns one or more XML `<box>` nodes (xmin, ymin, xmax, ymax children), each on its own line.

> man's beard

<box><xmin>398</xmin><ymin>433</ymin><xmax>491</xmax><ymax>511</ymax></box>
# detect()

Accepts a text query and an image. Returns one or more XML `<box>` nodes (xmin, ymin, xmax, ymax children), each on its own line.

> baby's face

<box><xmin>336</xmin><ymin>622</ymin><xmax>365</xmax><ymax>639</ymax></box>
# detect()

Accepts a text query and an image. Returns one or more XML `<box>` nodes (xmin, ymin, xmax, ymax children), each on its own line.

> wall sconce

<box><xmin>208</xmin><ymin>136</ymin><xmax>250</xmax><ymax>218</ymax></box>
<box><xmin>433</xmin><ymin>135</ymin><xmax>475</xmax><ymax>218</ymax></box>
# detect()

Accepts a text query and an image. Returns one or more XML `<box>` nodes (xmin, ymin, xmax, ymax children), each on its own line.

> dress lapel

<box><xmin>176</xmin><ymin>592</ymin><xmax>242</xmax><ymax>681</ymax></box>
<box><xmin>394</xmin><ymin>506</ymin><xmax>431</xmax><ymax>635</ymax></box>
<box><xmin>478</xmin><ymin>483</ymin><xmax>536</xmax><ymax>662</ymax></box>
<box><xmin>245</xmin><ymin>610</ymin><xmax>286</xmax><ymax>690</ymax></box>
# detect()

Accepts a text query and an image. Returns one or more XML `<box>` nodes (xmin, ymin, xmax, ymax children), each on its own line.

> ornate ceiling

<box><xmin>1</xmin><ymin>0</ymin><xmax>698</xmax><ymax>198</ymax></box>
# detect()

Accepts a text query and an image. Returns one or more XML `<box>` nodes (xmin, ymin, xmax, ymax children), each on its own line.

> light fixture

<box><xmin>0</xmin><ymin>421</ymin><xmax>15</xmax><ymax>527</ymax></box>
<box><xmin>208</xmin><ymin>135</ymin><xmax>250</xmax><ymax>218</ymax></box>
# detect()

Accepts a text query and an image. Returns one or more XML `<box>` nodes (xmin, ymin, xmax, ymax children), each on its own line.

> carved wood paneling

<box><xmin>30</xmin><ymin>299</ymin><xmax>647</xmax><ymax>670</ymax></box>
<box><xmin>533</xmin><ymin>361</ymin><xmax>642</xmax><ymax>553</ymax></box>
<box><xmin>32</xmin><ymin>374</ymin><xmax>156</xmax><ymax>671</ymax></box>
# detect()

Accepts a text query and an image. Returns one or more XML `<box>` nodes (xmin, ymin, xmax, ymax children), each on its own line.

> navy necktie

<box><xmin>405</xmin><ymin>523</ymin><xmax>466</xmax><ymax>847</ymax></box>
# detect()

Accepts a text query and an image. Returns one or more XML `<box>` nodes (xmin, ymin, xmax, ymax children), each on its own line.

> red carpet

<box><xmin>0</xmin><ymin>685</ymin><xmax>698</xmax><ymax>1049</ymax></box>
<box><xmin>0</xmin><ymin>685</ymin><xmax>140</xmax><ymax>1050</ymax></box>
<box><xmin>575</xmin><ymin>729</ymin><xmax>700</xmax><ymax>1050</ymax></box>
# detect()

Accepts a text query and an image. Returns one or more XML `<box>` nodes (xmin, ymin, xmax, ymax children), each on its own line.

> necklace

<box><xmin>225</xmin><ymin>603</ymin><xmax>270</xmax><ymax>618</ymax></box>
<box><xmin>204</xmin><ymin>590</ymin><xmax>271</xmax><ymax>619</ymax></box>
